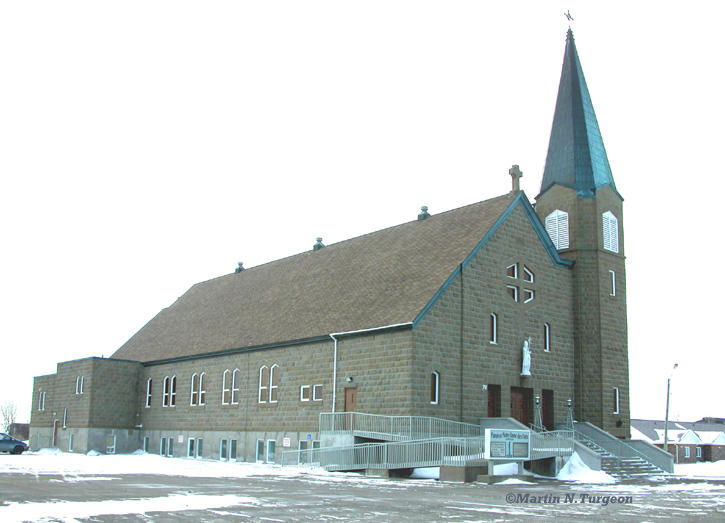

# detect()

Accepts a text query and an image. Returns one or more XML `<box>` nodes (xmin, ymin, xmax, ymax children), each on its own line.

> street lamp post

<box><xmin>663</xmin><ymin>363</ymin><xmax>679</xmax><ymax>457</ymax></box>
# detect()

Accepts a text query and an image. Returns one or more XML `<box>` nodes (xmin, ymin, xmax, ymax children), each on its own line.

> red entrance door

<box><xmin>510</xmin><ymin>387</ymin><xmax>532</xmax><ymax>427</ymax></box>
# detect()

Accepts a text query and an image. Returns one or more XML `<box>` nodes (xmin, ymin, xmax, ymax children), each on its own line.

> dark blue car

<box><xmin>0</xmin><ymin>433</ymin><xmax>29</xmax><ymax>454</ymax></box>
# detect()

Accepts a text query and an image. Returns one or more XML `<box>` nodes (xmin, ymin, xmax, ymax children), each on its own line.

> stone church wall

<box><xmin>413</xmin><ymin>202</ymin><xmax>576</xmax><ymax>427</ymax></box>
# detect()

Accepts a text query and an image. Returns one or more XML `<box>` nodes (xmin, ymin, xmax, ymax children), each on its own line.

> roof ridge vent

<box><xmin>417</xmin><ymin>205</ymin><xmax>430</xmax><ymax>221</ymax></box>
<box><xmin>235</xmin><ymin>262</ymin><xmax>244</xmax><ymax>273</ymax></box>
<box><xmin>313</xmin><ymin>237</ymin><xmax>325</xmax><ymax>251</ymax></box>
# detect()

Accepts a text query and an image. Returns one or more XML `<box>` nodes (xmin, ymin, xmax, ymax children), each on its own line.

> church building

<box><xmin>30</xmin><ymin>29</ymin><xmax>631</xmax><ymax>460</ymax></box>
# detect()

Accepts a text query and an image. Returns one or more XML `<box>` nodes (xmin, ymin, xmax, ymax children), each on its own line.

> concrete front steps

<box><xmin>575</xmin><ymin>427</ymin><xmax>668</xmax><ymax>480</ymax></box>
<box><xmin>601</xmin><ymin>456</ymin><xmax>666</xmax><ymax>479</ymax></box>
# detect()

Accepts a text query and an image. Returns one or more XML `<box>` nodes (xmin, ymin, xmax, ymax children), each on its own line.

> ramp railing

<box><xmin>281</xmin><ymin>436</ymin><xmax>487</xmax><ymax>471</ymax></box>
<box><xmin>320</xmin><ymin>412</ymin><xmax>481</xmax><ymax>441</ymax></box>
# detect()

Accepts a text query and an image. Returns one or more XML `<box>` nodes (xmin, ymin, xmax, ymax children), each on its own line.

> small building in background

<box><xmin>631</xmin><ymin>419</ymin><xmax>725</xmax><ymax>464</ymax></box>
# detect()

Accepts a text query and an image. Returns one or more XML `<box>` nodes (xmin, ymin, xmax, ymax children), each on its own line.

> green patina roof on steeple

<box><xmin>539</xmin><ymin>29</ymin><xmax>619</xmax><ymax>199</ymax></box>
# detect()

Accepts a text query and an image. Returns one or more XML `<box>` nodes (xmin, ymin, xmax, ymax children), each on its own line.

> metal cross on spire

<box><xmin>564</xmin><ymin>10</ymin><xmax>574</xmax><ymax>22</ymax></box>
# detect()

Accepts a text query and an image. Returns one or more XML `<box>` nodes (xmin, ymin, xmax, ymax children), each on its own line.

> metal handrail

<box><xmin>319</xmin><ymin>412</ymin><xmax>481</xmax><ymax>441</ymax></box>
<box><xmin>573</xmin><ymin>422</ymin><xmax>666</xmax><ymax>472</ymax></box>
<box><xmin>529</xmin><ymin>430</ymin><xmax>575</xmax><ymax>460</ymax></box>
<box><xmin>284</xmin><ymin>428</ymin><xmax>576</xmax><ymax>470</ymax></box>
<box><xmin>281</xmin><ymin>436</ymin><xmax>487</xmax><ymax>471</ymax></box>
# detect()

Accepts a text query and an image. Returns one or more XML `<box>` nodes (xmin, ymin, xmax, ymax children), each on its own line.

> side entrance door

<box><xmin>344</xmin><ymin>387</ymin><xmax>357</xmax><ymax>431</ymax></box>
<box><xmin>344</xmin><ymin>387</ymin><xmax>357</xmax><ymax>412</ymax></box>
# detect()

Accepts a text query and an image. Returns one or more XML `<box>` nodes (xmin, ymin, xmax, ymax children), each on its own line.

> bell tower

<box><xmin>535</xmin><ymin>29</ymin><xmax>630</xmax><ymax>438</ymax></box>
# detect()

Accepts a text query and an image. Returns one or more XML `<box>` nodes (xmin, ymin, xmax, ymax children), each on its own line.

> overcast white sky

<box><xmin>2</xmin><ymin>1</ymin><xmax>723</xmax><ymax>425</ymax></box>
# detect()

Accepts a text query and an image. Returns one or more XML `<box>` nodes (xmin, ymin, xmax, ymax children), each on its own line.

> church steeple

<box><xmin>539</xmin><ymin>29</ymin><xmax>618</xmax><ymax>199</ymax></box>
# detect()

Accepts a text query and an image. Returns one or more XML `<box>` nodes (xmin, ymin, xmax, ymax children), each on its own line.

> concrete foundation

<box><xmin>439</xmin><ymin>465</ymin><xmax>489</xmax><ymax>483</ymax></box>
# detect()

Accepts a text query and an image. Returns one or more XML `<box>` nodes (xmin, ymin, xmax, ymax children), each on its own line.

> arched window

<box><xmin>602</xmin><ymin>211</ymin><xmax>619</xmax><ymax>253</ymax></box>
<box><xmin>145</xmin><ymin>378</ymin><xmax>152</xmax><ymax>408</ymax></box>
<box><xmin>545</xmin><ymin>210</ymin><xmax>569</xmax><ymax>250</ymax></box>
<box><xmin>163</xmin><ymin>376</ymin><xmax>170</xmax><ymax>407</ymax></box>
<box><xmin>231</xmin><ymin>369</ymin><xmax>240</xmax><ymax>404</ymax></box>
<box><xmin>75</xmin><ymin>376</ymin><xmax>84</xmax><ymax>395</ymax></box>
<box><xmin>199</xmin><ymin>372</ymin><xmax>206</xmax><ymax>405</ymax></box>
<box><xmin>430</xmin><ymin>371</ymin><xmax>440</xmax><ymax>405</ymax></box>
<box><xmin>258</xmin><ymin>365</ymin><xmax>269</xmax><ymax>403</ymax></box>
<box><xmin>190</xmin><ymin>373</ymin><xmax>199</xmax><ymax>406</ymax></box>
<box><xmin>169</xmin><ymin>376</ymin><xmax>177</xmax><ymax>407</ymax></box>
<box><xmin>270</xmin><ymin>364</ymin><xmax>279</xmax><ymax>403</ymax></box>
<box><xmin>221</xmin><ymin>370</ymin><xmax>231</xmax><ymax>405</ymax></box>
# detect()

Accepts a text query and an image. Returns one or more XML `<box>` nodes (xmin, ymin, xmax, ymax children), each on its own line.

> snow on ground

<box><xmin>675</xmin><ymin>460</ymin><xmax>725</xmax><ymax>479</ymax></box>
<box><xmin>0</xmin><ymin>494</ymin><xmax>260</xmax><ymax>523</ymax></box>
<box><xmin>556</xmin><ymin>452</ymin><xmax>616</xmax><ymax>484</ymax></box>
<box><xmin>0</xmin><ymin>449</ymin><xmax>340</xmax><ymax>480</ymax></box>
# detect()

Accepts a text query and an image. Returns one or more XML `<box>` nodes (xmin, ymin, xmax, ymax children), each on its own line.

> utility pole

<box><xmin>663</xmin><ymin>363</ymin><xmax>679</xmax><ymax>457</ymax></box>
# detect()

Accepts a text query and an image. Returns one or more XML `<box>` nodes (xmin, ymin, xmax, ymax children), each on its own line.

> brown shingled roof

<box><xmin>112</xmin><ymin>193</ymin><xmax>517</xmax><ymax>362</ymax></box>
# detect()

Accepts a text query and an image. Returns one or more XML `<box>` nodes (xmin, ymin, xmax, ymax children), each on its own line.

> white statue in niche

<box><xmin>521</xmin><ymin>337</ymin><xmax>532</xmax><ymax>376</ymax></box>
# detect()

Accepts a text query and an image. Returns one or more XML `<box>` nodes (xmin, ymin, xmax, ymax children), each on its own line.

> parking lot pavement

<box><xmin>2</xmin><ymin>472</ymin><xmax>725</xmax><ymax>522</ymax></box>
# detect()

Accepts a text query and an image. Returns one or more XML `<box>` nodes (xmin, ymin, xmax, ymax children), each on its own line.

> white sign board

<box><xmin>283</xmin><ymin>438</ymin><xmax>291</xmax><ymax>448</ymax></box>
<box><xmin>177</xmin><ymin>435</ymin><xmax>184</xmax><ymax>443</ymax></box>
<box><xmin>484</xmin><ymin>429</ymin><xmax>531</xmax><ymax>460</ymax></box>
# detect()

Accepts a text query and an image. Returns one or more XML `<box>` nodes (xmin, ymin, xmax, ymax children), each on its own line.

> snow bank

<box><xmin>492</xmin><ymin>462</ymin><xmax>518</xmax><ymax>475</ymax></box>
<box><xmin>675</xmin><ymin>460</ymin><xmax>725</xmax><ymax>478</ymax></box>
<box><xmin>495</xmin><ymin>478</ymin><xmax>535</xmax><ymax>485</ymax></box>
<box><xmin>557</xmin><ymin>452</ymin><xmax>616</xmax><ymax>484</ymax></box>
<box><xmin>409</xmin><ymin>467</ymin><xmax>439</xmax><ymax>479</ymax></box>
<box><xmin>33</xmin><ymin>448</ymin><xmax>63</xmax><ymax>456</ymax></box>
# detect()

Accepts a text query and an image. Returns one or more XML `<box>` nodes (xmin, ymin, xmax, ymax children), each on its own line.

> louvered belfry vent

<box><xmin>545</xmin><ymin>209</ymin><xmax>569</xmax><ymax>250</ymax></box>
<box><xmin>602</xmin><ymin>211</ymin><xmax>619</xmax><ymax>253</ymax></box>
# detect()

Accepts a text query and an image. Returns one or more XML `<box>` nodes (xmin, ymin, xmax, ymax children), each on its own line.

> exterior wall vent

<box><xmin>313</xmin><ymin>237</ymin><xmax>325</xmax><ymax>251</ymax></box>
<box><xmin>418</xmin><ymin>206</ymin><xmax>430</xmax><ymax>221</ymax></box>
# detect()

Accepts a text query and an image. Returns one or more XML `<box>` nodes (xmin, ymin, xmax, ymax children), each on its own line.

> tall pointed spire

<box><xmin>539</xmin><ymin>29</ymin><xmax>618</xmax><ymax>199</ymax></box>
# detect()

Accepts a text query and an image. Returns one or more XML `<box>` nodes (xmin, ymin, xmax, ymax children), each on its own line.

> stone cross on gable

<box><xmin>509</xmin><ymin>164</ymin><xmax>523</xmax><ymax>193</ymax></box>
